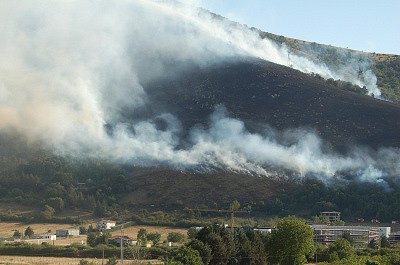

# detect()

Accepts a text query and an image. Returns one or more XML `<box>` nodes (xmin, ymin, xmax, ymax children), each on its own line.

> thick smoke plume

<box><xmin>0</xmin><ymin>0</ymin><xmax>394</xmax><ymax>184</ymax></box>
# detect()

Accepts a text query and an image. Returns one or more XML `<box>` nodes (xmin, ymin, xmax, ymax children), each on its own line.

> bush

<box><xmin>167</xmin><ymin>232</ymin><xmax>185</xmax><ymax>243</ymax></box>
<box><xmin>79</xmin><ymin>260</ymin><xmax>96</xmax><ymax>265</ymax></box>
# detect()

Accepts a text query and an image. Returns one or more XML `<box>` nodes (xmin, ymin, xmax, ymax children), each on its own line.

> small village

<box><xmin>2</xmin><ymin>212</ymin><xmax>400</xmax><ymax>250</ymax></box>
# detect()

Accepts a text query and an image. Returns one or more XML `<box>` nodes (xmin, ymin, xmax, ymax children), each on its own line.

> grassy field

<box><xmin>0</xmin><ymin>256</ymin><xmax>163</xmax><ymax>265</ymax></box>
<box><xmin>0</xmin><ymin>222</ymin><xmax>76</xmax><ymax>238</ymax></box>
<box><xmin>112</xmin><ymin>225</ymin><xmax>188</xmax><ymax>241</ymax></box>
<box><xmin>0</xmin><ymin>222</ymin><xmax>188</xmax><ymax>246</ymax></box>
<box><xmin>22</xmin><ymin>236</ymin><xmax>87</xmax><ymax>246</ymax></box>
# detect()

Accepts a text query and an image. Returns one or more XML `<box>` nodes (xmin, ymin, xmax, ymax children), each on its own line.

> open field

<box><xmin>0</xmin><ymin>222</ymin><xmax>188</xmax><ymax>245</ymax></box>
<box><xmin>21</xmin><ymin>236</ymin><xmax>87</xmax><ymax>246</ymax></box>
<box><xmin>111</xmin><ymin>225</ymin><xmax>188</xmax><ymax>241</ymax></box>
<box><xmin>0</xmin><ymin>256</ymin><xmax>163</xmax><ymax>265</ymax></box>
<box><xmin>0</xmin><ymin>222</ymin><xmax>77</xmax><ymax>238</ymax></box>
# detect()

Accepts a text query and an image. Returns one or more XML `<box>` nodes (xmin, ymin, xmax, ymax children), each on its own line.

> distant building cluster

<box><xmin>96</xmin><ymin>219</ymin><xmax>117</xmax><ymax>230</ymax></box>
<box><xmin>311</xmin><ymin>225</ymin><xmax>386</xmax><ymax>247</ymax></box>
<box><xmin>311</xmin><ymin>211</ymin><xmax>400</xmax><ymax>247</ymax></box>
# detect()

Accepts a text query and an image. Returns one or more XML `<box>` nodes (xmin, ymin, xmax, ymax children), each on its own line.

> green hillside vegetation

<box><xmin>257</xmin><ymin>30</ymin><xmax>400</xmax><ymax>101</ymax></box>
<box><xmin>1</xmin><ymin>138</ymin><xmax>400</xmax><ymax>224</ymax></box>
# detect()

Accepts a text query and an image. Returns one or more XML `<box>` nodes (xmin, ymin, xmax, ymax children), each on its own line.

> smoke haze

<box><xmin>0</xmin><ymin>0</ymin><xmax>395</xmax><ymax>184</ymax></box>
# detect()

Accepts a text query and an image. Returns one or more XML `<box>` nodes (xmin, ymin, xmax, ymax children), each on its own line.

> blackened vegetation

<box><xmin>143</xmin><ymin>58</ymin><xmax>400</xmax><ymax>150</ymax></box>
<box><xmin>2</xmin><ymin>59</ymin><xmax>400</xmax><ymax>221</ymax></box>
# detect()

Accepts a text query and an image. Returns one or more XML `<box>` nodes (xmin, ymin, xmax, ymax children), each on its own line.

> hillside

<box><xmin>2</xmin><ymin>57</ymin><xmax>400</xmax><ymax>222</ymax></box>
<box><xmin>257</xmin><ymin>30</ymin><xmax>400</xmax><ymax>101</ymax></box>
<box><xmin>141</xmin><ymin>58</ymin><xmax>400</xmax><ymax>149</ymax></box>
<box><xmin>1</xmin><ymin>4</ymin><xmax>400</xmax><ymax>223</ymax></box>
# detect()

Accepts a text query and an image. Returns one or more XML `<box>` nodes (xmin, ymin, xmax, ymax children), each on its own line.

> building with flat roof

<box><xmin>96</xmin><ymin>219</ymin><xmax>117</xmax><ymax>230</ymax></box>
<box><xmin>320</xmin><ymin>211</ymin><xmax>341</xmax><ymax>222</ymax></box>
<box><xmin>56</xmin><ymin>229</ymin><xmax>80</xmax><ymax>237</ymax></box>
<box><xmin>311</xmin><ymin>225</ymin><xmax>380</xmax><ymax>247</ymax></box>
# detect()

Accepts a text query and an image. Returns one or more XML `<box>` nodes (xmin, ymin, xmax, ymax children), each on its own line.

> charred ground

<box><xmin>134</xmin><ymin>58</ymin><xmax>400</xmax><ymax>150</ymax></box>
<box><xmin>1</xmin><ymin>58</ymin><xmax>400</xmax><ymax>221</ymax></box>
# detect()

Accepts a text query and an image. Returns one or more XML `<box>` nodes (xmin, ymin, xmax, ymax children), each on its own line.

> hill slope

<box><xmin>257</xmin><ymin>30</ymin><xmax>400</xmax><ymax>101</ymax></box>
<box><xmin>138</xmin><ymin>58</ymin><xmax>400</xmax><ymax>150</ymax></box>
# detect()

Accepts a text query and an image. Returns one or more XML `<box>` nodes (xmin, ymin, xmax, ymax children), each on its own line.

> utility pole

<box><xmin>102</xmin><ymin>246</ymin><xmax>104</xmax><ymax>265</ymax></box>
<box><xmin>120</xmin><ymin>224</ymin><xmax>124</xmax><ymax>264</ymax></box>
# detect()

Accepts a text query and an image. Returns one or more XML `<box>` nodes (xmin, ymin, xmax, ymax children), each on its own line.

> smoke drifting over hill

<box><xmin>0</xmin><ymin>0</ymin><xmax>395</xmax><ymax>184</ymax></box>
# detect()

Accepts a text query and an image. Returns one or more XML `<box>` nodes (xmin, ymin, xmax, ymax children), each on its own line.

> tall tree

<box><xmin>326</xmin><ymin>238</ymin><xmax>355</xmax><ymax>262</ymax></box>
<box><xmin>137</xmin><ymin>228</ymin><xmax>148</xmax><ymax>246</ymax></box>
<box><xmin>24</xmin><ymin>226</ymin><xmax>34</xmax><ymax>238</ymax></box>
<box><xmin>147</xmin><ymin>232</ymin><xmax>161</xmax><ymax>245</ymax></box>
<box><xmin>267</xmin><ymin>217</ymin><xmax>315</xmax><ymax>265</ymax></box>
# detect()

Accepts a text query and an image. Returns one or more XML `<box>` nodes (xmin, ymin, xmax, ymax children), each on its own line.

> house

<box><xmin>56</xmin><ymin>229</ymin><xmax>80</xmax><ymax>237</ymax></box>
<box><xmin>38</xmin><ymin>234</ymin><xmax>56</xmax><ymax>240</ymax></box>
<box><xmin>320</xmin><ymin>211</ymin><xmax>341</xmax><ymax>222</ymax></box>
<box><xmin>109</xmin><ymin>236</ymin><xmax>137</xmax><ymax>247</ymax></box>
<box><xmin>96</xmin><ymin>219</ymin><xmax>117</xmax><ymax>230</ymax></box>
<box><xmin>379</xmin><ymin>227</ymin><xmax>391</xmax><ymax>238</ymax></box>
<box><xmin>311</xmin><ymin>225</ymin><xmax>380</xmax><ymax>247</ymax></box>
<box><xmin>253</xmin><ymin>227</ymin><xmax>273</xmax><ymax>234</ymax></box>
<box><xmin>389</xmin><ymin>232</ymin><xmax>400</xmax><ymax>244</ymax></box>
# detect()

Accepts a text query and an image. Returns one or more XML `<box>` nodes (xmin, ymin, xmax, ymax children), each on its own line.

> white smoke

<box><xmin>0</xmin><ymin>0</ymin><xmax>393</xmax><ymax>183</ymax></box>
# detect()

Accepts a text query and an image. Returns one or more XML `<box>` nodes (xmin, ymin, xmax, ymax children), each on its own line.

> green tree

<box><xmin>87</xmin><ymin>233</ymin><xmax>97</xmax><ymax>247</ymax></box>
<box><xmin>168</xmin><ymin>232</ymin><xmax>185</xmax><ymax>243</ymax></box>
<box><xmin>137</xmin><ymin>228</ymin><xmax>148</xmax><ymax>246</ymax></box>
<box><xmin>381</xmin><ymin>236</ymin><xmax>390</xmax><ymax>248</ymax></box>
<box><xmin>40</xmin><ymin>205</ymin><xmax>56</xmax><ymax>220</ymax></box>
<box><xmin>368</xmin><ymin>238</ymin><xmax>379</xmax><ymax>249</ymax></box>
<box><xmin>187</xmin><ymin>227</ymin><xmax>199</xmax><ymax>240</ymax></box>
<box><xmin>188</xmin><ymin>239</ymin><xmax>212</xmax><ymax>265</ymax></box>
<box><xmin>268</xmin><ymin>217</ymin><xmax>315</xmax><ymax>265</ymax></box>
<box><xmin>105</xmin><ymin>256</ymin><xmax>117</xmax><ymax>265</ymax></box>
<box><xmin>79</xmin><ymin>226</ymin><xmax>88</xmax><ymax>235</ymax></box>
<box><xmin>147</xmin><ymin>232</ymin><xmax>161</xmax><ymax>245</ymax></box>
<box><xmin>47</xmin><ymin>197</ymin><xmax>65</xmax><ymax>212</ymax></box>
<box><xmin>24</xmin><ymin>226</ymin><xmax>34</xmax><ymax>238</ymax></box>
<box><xmin>327</xmin><ymin>238</ymin><xmax>355</xmax><ymax>262</ymax></box>
<box><xmin>13</xmin><ymin>230</ymin><xmax>21</xmax><ymax>238</ymax></box>
<box><xmin>341</xmin><ymin>231</ymin><xmax>355</xmax><ymax>245</ymax></box>
<box><xmin>173</xmin><ymin>246</ymin><xmax>204</xmax><ymax>265</ymax></box>
<box><xmin>87</xmin><ymin>231</ymin><xmax>110</xmax><ymax>247</ymax></box>
<box><xmin>249</xmin><ymin>231</ymin><xmax>268</xmax><ymax>264</ymax></box>
<box><xmin>230</xmin><ymin>200</ymin><xmax>240</xmax><ymax>211</ymax></box>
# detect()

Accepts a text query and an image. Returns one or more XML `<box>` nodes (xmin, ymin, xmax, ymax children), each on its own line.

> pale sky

<box><xmin>199</xmin><ymin>0</ymin><xmax>400</xmax><ymax>55</ymax></box>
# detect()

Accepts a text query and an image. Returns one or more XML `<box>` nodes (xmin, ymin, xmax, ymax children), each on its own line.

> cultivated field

<box><xmin>0</xmin><ymin>256</ymin><xmax>163</xmax><ymax>265</ymax></box>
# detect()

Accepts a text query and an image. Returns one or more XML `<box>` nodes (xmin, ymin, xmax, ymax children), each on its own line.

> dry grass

<box><xmin>0</xmin><ymin>222</ymin><xmax>78</xmax><ymax>238</ymax></box>
<box><xmin>0</xmin><ymin>222</ymin><xmax>187</xmax><ymax>246</ymax></box>
<box><xmin>0</xmin><ymin>256</ymin><xmax>163</xmax><ymax>265</ymax></box>
<box><xmin>111</xmin><ymin>225</ymin><xmax>188</xmax><ymax>241</ymax></box>
<box><xmin>21</xmin><ymin>236</ymin><xmax>87</xmax><ymax>246</ymax></box>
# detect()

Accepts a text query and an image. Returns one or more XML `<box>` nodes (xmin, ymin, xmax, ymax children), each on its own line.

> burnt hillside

<box><xmin>138</xmin><ymin>58</ymin><xmax>400</xmax><ymax>150</ymax></box>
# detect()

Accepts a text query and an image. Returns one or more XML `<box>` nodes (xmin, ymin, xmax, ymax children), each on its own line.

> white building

<box><xmin>320</xmin><ymin>211</ymin><xmax>341</xmax><ymax>222</ymax></box>
<box><xmin>96</xmin><ymin>219</ymin><xmax>117</xmax><ymax>230</ymax></box>
<box><xmin>379</xmin><ymin>227</ymin><xmax>391</xmax><ymax>238</ymax></box>
<box><xmin>254</xmin><ymin>228</ymin><xmax>273</xmax><ymax>234</ymax></box>
<box><xmin>311</xmin><ymin>225</ymin><xmax>380</xmax><ymax>247</ymax></box>
<box><xmin>39</xmin><ymin>234</ymin><xmax>56</xmax><ymax>240</ymax></box>
<box><xmin>56</xmin><ymin>229</ymin><xmax>80</xmax><ymax>237</ymax></box>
